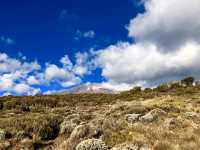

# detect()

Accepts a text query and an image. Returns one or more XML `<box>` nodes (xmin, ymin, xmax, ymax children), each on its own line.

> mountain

<box><xmin>62</xmin><ymin>84</ymin><xmax>117</xmax><ymax>94</ymax></box>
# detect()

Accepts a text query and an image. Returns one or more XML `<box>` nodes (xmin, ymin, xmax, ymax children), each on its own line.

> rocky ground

<box><xmin>1</xmin><ymin>77</ymin><xmax>200</xmax><ymax>150</ymax></box>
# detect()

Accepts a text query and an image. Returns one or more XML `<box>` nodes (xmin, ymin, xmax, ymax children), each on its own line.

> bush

<box><xmin>76</xmin><ymin>139</ymin><xmax>108</xmax><ymax>150</ymax></box>
<box><xmin>0</xmin><ymin>114</ymin><xmax>63</xmax><ymax>141</ymax></box>
<box><xmin>130</xmin><ymin>87</ymin><xmax>142</xmax><ymax>93</ymax></box>
<box><xmin>181</xmin><ymin>76</ymin><xmax>194</xmax><ymax>86</ymax></box>
<box><xmin>156</xmin><ymin>84</ymin><xmax>169</xmax><ymax>92</ymax></box>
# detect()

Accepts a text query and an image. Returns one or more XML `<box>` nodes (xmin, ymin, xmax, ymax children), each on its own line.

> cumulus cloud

<box><xmin>73</xmin><ymin>52</ymin><xmax>92</xmax><ymax>76</ymax></box>
<box><xmin>43</xmin><ymin>53</ymin><xmax>93</xmax><ymax>87</ymax></box>
<box><xmin>27</xmin><ymin>76</ymin><xmax>40</xmax><ymax>85</ymax></box>
<box><xmin>75</xmin><ymin>30</ymin><xmax>95</xmax><ymax>40</ymax></box>
<box><xmin>44</xmin><ymin>63</ymin><xmax>81</xmax><ymax>87</ymax></box>
<box><xmin>0</xmin><ymin>36</ymin><xmax>15</xmax><ymax>45</ymax></box>
<box><xmin>96</xmin><ymin>42</ymin><xmax>200</xmax><ymax>87</ymax></box>
<box><xmin>60</xmin><ymin>55</ymin><xmax>73</xmax><ymax>70</ymax></box>
<box><xmin>100</xmin><ymin>82</ymin><xmax>133</xmax><ymax>91</ymax></box>
<box><xmin>94</xmin><ymin>0</ymin><xmax>200</xmax><ymax>88</ymax></box>
<box><xmin>0</xmin><ymin>53</ymin><xmax>41</xmax><ymax>95</ymax></box>
<box><xmin>0</xmin><ymin>52</ymin><xmax>84</xmax><ymax>96</ymax></box>
<box><xmin>14</xmin><ymin>83</ymin><xmax>31</xmax><ymax>94</ymax></box>
<box><xmin>0</xmin><ymin>74</ymin><xmax>14</xmax><ymax>91</ymax></box>
<box><xmin>128</xmin><ymin>0</ymin><xmax>200</xmax><ymax>50</ymax></box>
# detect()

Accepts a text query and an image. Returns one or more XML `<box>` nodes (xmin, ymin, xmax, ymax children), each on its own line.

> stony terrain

<box><xmin>1</xmin><ymin>77</ymin><xmax>200</xmax><ymax>150</ymax></box>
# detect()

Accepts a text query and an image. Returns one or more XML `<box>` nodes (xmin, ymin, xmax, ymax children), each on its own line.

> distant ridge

<box><xmin>61</xmin><ymin>84</ymin><xmax>117</xmax><ymax>94</ymax></box>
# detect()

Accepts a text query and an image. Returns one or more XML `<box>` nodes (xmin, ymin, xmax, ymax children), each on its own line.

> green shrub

<box><xmin>181</xmin><ymin>76</ymin><xmax>194</xmax><ymax>86</ymax></box>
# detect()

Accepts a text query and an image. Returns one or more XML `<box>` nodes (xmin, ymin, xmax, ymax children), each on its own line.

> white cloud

<box><xmin>0</xmin><ymin>36</ymin><xmax>15</xmax><ymax>45</ymax></box>
<box><xmin>44</xmin><ymin>60</ymin><xmax>81</xmax><ymax>87</ymax></box>
<box><xmin>27</xmin><ymin>76</ymin><xmax>40</xmax><ymax>85</ymax></box>
<box><xmin>73</xmin><ymin>52</ymin><xmax>91</xmax><ymax>76</ymax></box>
<box><xmin>83</xmin><ymin>30</ymin><xmax>95</xmax><ymax>38</ymax></box>
<box><xmin>2</xmin><ymin>92</ymin><xmax>12</xmax><ymax>96</ymax></box>
<box><xmin>0</xmin><ymin>52</ymin><xmax>85</xmax><ymax>96</ymax></box>
<box><xmin>60</xmin><ymin>55</ymin><xmax>73</xmax><ymax>70</ymax></box>
<box><xmin>75</xmin><ymin>30</ymin><xmax>95</xmax><ymax>40</ymax></box>
<box><xmin>0</xmin><ymin>53</ymin><xmax>42</xmax><ymax>95</ymax></box>
<box><xmin>100</xmin><ymin>82</ymin><xmax>133</xmax><ymax>91</ymax></box>
<box><xmin>14</xmin><ymin>83</ymin><xmax>30</xmax><ymax>94</ymax></box>
<box><xmin>96</xmin><ymin>42</ymin><xmax>200</xmax><ymax>87</ymax></box>
<box><xmin>0</xmin><ymin>74</ymin><xmax>14</xmax><ymax>91</ymax></box>
<box><xmin>0</xmin><ymin>53</ymin><xmax>8</xmax><ymax>61</ymax></box>
<box><xmin>13</xmin><ymin>83</ymin><xmax>41</xmax><ymax>95</ymax></box>
<box><xmin>45</xmin><ymin>64</ymin><xmax>69</xmax><ymax>81</ymax></box>
<box><xmin>0</xmin><ymin>53</ymin><xmax>40</xmax><ymax>75</ymax></box>
<box><xmin>128</xmin><ymin>0</ymin><xmax>200</xmax><ymax>50</ymax></box>
<box><xmin>94</xmin><ymin>0</ymin><xmax>200</xmax><ymax>88</ymax></box>
<box><xmin>61</xmin><ymin>77</ymin><xmax>81</xmax><ymax>87</ymax></box>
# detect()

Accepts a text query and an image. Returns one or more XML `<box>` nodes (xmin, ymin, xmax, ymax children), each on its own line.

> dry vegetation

<box><xmin>1</xmin><ymin>77</ymin><xmax>200</xmax><ymax>149</ymax></box>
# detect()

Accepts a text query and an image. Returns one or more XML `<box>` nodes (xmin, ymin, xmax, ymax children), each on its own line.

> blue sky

<box><xmin>0</xmin><ymin>0</ymin><xmax>143</xmax><ymax>62</ymax></box>
<box><xmin>1</xmin><ymin>0</ymin><xmax>200</xmax><ymax>95</ymax></box>
<box><xmin>0</xmin><ymin>0</ymin><xmax>144</xmax><ymax>95</ymax></box>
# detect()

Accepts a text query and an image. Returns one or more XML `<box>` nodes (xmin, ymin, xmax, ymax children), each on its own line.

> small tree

<box><xmin>156</xmin><ymin>84</ymin><xmax>169</xmax><ymax>92</ymax></box>
<box><xmin>130</xmin><ymin>86</ymin><xmax>142</xmax><ymax>93</ymax></box>
<box><xmin>181</xmin><ymin>76</ymin><xmax>194</xmax><ymax>86</ymax></box>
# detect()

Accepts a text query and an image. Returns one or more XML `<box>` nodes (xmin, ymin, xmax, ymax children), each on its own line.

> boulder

<box><xmin>60</xmin><ymin>120</ymin><xmax>77</xmax><ymax>137</ymax></box>
<box><xmin>111</xmin><ymin>144</ymin><xmax>138</xmax><ymax>150</ymax></box>
<box><xmin>139</xmin><ymin>113</ymin><xmax>154</xmax><ymax>123</ymax></box>
<box><xmin>184</xmin><ymin>112</ymin><xmax>200</xmax><ymax>119</ymax></box>
<box><xmin>163</xmin><ymin>117</ymin><xmax>188</xmax><ymax>130</ymax></box>
<box><xmin>70</xmin><ymin>124</ymin><xmax>90</xmax><ymax>140</ymax></box>
<box><xmin>140</xmin><ymin>109</ymin><xmax>166</xmax><ymax>123</ymax></box>
<box><xmin>15</xmin><ymin>131</ymin><xmax>31</xmax><ymax>140</ymax></box>
<box><xmin>0</xmin><ymin>129</ymin><xmax>6</xmax><ymax>140</ymax></box>
<box><xmin>76</xmin><ymin>139</ymin><xmax>108</xmax><ymax>150</ymax></box>
<box><xmin>66</xmin><ymin>124</ymin><xmax>90</xmax><ymax>149</ymax></box>
<box><xmin>0</xmin><ymin>141</ymin><xmax>10</xmax><ymax>149</ymax></box>
<box><xmin>88</xmin><ymin>118</ymin><xmax>104</xmax><ymax>139</ymax></box>
<box><xmin>125</xmin><ymin>113</ymin><xmax>141</xmax><ymax>123</ymax></box>
<box><xmin>111</xmin><ymin>143</ymin><xmax>151</xmax><ymax>150</ymax></box>
<box><xmin>149</xmin><ymin>108</ymin><xmax>167</xmax><ymax>116</ymax></box>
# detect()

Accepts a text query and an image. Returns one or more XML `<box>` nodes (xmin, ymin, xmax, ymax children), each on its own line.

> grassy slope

<box><xmin>1</xmin><ymin>84</ymin><xmax>200</xmax><ymax>149</ymax></box>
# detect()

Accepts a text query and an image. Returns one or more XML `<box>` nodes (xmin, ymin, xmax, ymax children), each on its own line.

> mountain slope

<box><xmin>62</xmin><ymin>84</ymin><xmax>117</xmax><ymax>94</ymax></box>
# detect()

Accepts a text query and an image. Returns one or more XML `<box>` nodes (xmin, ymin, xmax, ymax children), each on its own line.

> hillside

<box><xmin>1</xmin><ymin>77</ymin><xmax>200</xmax><ymax>149</ymax></box>
<box><xmin>61</xmin><ymin>84</ymin><xmax>117</xmax><ymax>94</ymax></box>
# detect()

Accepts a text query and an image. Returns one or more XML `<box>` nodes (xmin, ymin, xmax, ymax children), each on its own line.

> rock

<box><xmin>163</xmin><ymin>117</ymin><xmax>188</xmax><ymax>130</ymax></box>
<box><xmin>111</xmin><ymin>144</ymin><xmax>138</xmax><ymax>150</ymax></box>
<box><xmin>70</xmin><ymin>124</ymin><xmax>90</xmax><ymax>140</ymax></box>
<box><xmin>67</xmin><ymin>119</ymin><xmax>105</xmax><ymax>150</ymax></box>
<box><xmin>76</xmin><ymin>139</ymin><xmax>108</xmax><ymax>150</ymax></box>
<box><xmin>15</xmin><ymin>131</ymin><xmax>30</xmax><ymax>140</ymax></box>
<box><xmin>65</xmin><ymin>114</ymin><xmax>81</xmax><ymax>125</ymax></box>
<box><xmin>0</xmin><ymin>141</ymin><xmax>10</xmax><ymax>149</ymax></box>
<box><xmin>88</xmin><ymin>118</ymin><xmax>104</xmax><ymax>139</ymax></box>
<box><xmin>140</xmin><ymin>109</ymin><xmax>166</xmax><ymax>123</ymax></box>
<box><xmin>60</xmin><ymin>119</ymin><xmax>77</xmax><ymax>137</ymax></box>
<box><xmin>0</xmin><ymin>129</ymin><xmax>6</xmax><ymax>140</ymax></box>
<box><xmin>111</xmin><ymin>143</ymin><xmax>151</xmax><ymax>150</ymax></box>
<box><xmin>19</xmin><ymin>138</ymin><xmax>34</xmax><ymax>150</ymax></box>
<box><xmin>67</xmin><ymin>124</ymin><xmax>90</xmax><ymax>149</ymax></box>
<box><xmin>139</xmin><ymin>113</ymin><xmax>154</xmax><ymax>123</ymax></box>
<box><xmin>184</xmin><ymin>112</ymin><xmax>200</xmax><ymax>118</ymax></box>
<box><xmin>125</xmin><ymin>113</ymin><xmax>141</xmax><ymax>123</ymax></box>
<box><xmin>149</xmin><ymin>108</ymin><xmax>167</xmax><ymax>116</ymax></box>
